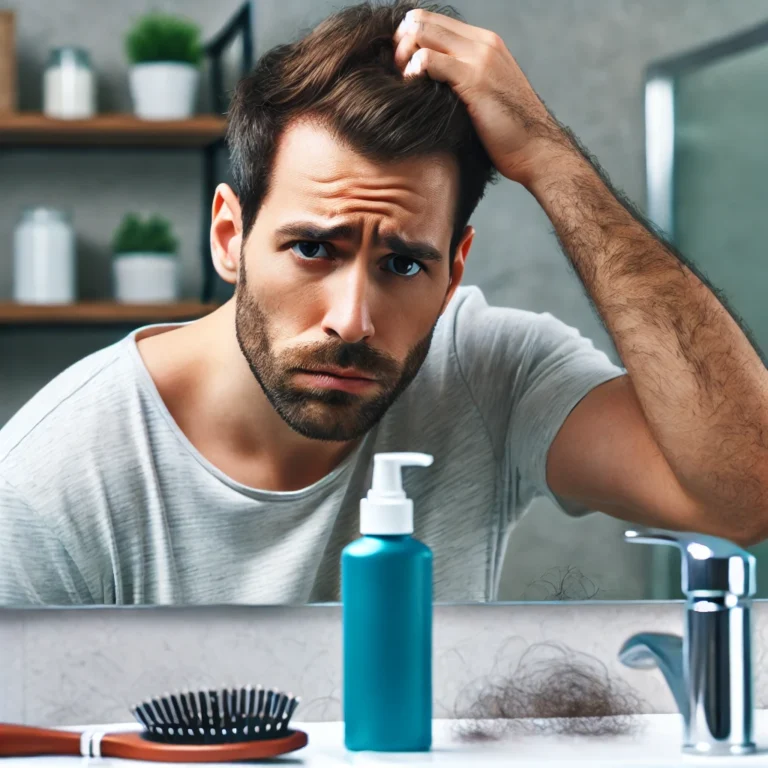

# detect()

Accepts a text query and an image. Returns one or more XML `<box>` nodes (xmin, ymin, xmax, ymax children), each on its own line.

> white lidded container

<box><xmin>113</xmin><ymin>253</ymin><xmax>178</xmax><ymax>303</ymax></box>
<box><xmin>13</xmin><ymin>207</ymin><xmax>76</xmax><ymax>304</ymax></box>
<box><xmin>43</xmin><ymin>47</ymin><xmax>95</xmax><ymax>120</ymax></box>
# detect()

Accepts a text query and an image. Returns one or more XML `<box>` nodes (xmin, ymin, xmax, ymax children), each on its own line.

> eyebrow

<box><xmin>274</xmin><ymin>221</ymin><xmax>444</xmax><ymax>263</ymax></box>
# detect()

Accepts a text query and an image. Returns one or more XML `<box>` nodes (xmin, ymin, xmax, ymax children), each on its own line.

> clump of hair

<box><xmin>524</xmin><ymin>565</ymin><xmax>601</xmax><ymax>601</ymax></box>
<box><xmin>452</xmin><ymin>642</ymin><xmax>647</xmax><ymax>741</ymax></box>
<box><xmin>227</xmin><ymin>0</ymin><xmax>497</xmax><ymax>253</ymax></box>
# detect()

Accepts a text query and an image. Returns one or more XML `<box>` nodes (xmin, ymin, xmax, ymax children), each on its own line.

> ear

<box><xmin>210</xmin><ymin>183</ymin><xmax>243</xmax><ymax>285</ymax></box>
<box><xmin>441</xmin><ymin>225</ymin><xmax>474</xmax><ymax>314</ymax></box>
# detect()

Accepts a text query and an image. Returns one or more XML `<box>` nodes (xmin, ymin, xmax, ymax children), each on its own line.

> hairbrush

<box><xmin>0</xmin><ymin>685</ymin><xmax>307</xmax><ymax>762</ymax></box>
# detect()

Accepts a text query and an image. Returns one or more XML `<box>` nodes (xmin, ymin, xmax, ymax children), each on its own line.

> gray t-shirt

<box><xmin>0</xmin><ymin>287</ymin><xmax>623</xmax><ymax>605</ymax></box>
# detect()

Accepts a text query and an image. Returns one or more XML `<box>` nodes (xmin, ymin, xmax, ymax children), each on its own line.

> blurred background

<box><xmin>1</xmin><ymin>0</ymin><xmax>767</xmax><ymax>602</ymax></box>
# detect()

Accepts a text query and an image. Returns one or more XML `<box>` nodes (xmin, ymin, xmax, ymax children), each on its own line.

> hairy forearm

<box><xmin>526</xmin><ymin>141</ymin><xmax>768</xmax><ymax>526</ymax></box>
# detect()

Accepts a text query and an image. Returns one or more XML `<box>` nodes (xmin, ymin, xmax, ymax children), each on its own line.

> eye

<box><xmin>291</xmin><ymin>241</ymin><xmax>330</xmax><ymax>260</ymax></box>
<box><xmin>385</xmin><ymin>255</ymin><xmax>424</xmax><ymax>277</ymax></box>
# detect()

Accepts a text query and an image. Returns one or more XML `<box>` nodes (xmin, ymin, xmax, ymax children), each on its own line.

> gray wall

<box><xmin>2</xmin><ymin>0</ymin><xmax>768</xmax><ymax>601</ymax></box>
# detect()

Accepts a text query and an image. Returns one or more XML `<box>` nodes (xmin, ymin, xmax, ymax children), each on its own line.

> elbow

<box><xmin>694</xmin><ymin>502</ymin><xmax>767</xmax><ymax>549</ymax></box>
<box><xmin>723</xmin><ymin>505</ymin><xmax>768</xmax><ymax>549</ymax></box>
<box><xmin>741</xmin><ymin>472</ymin><xmax>768</xmax><ymax>547</ymax></box>
<box><xmin>729</xmin><ymin>527</ymin><xmax>762</xmax><ymax>549</ymax></box>
<box><xmin>705</xmin><ymin>468</ymin><xmax>768</xmax><ymax>548</ymax></box>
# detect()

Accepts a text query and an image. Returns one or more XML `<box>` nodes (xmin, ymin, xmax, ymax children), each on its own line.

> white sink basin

<box><xmin>5</xmin><ymin>714</ymin><xmax>768</xmax><ymax>766</ymax></box>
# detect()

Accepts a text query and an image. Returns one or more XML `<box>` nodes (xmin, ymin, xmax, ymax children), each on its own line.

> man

<box><xmin>1</xmin><ymin>1</ymin><xmax>766</xmax><ymax>605</ymax></box>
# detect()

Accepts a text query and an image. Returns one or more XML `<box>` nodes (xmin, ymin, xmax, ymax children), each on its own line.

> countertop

<box><xmin>5</xmin><ymin>715</ymin><xmax>768</xmax><ymax>766</ymax></box>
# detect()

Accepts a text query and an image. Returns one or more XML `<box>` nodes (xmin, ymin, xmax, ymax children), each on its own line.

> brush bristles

<box><xmin>131</xmin><ymin>685</ymin><xmax>301</xmax><ymax>744</ymax></box>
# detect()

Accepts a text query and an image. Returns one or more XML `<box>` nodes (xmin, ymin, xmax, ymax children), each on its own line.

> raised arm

<box><xmin>393</xmin><ymin>8</ymin><xmax>768</xmax><ymax>544</ymax></box>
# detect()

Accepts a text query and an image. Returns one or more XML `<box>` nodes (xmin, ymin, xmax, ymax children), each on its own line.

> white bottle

<box><xmin>13</xmin><ymin>207</ymin><xmax>76</xmax><ymax>304</ymax></box>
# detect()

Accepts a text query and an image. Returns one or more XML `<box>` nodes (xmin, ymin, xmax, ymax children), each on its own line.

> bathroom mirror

<box><xmin>2</xmin><ymin>1</ymin><xmax>768</xmax><ymax>607</ymax></box>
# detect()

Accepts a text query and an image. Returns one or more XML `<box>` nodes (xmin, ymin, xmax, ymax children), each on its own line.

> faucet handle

<box><xmin>624</xmin><ymin>529</ymin><xmax>756</xmax><ymax>597</ymax></box>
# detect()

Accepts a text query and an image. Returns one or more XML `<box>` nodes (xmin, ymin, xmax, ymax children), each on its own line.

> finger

<box><xmin>393</xmin><ymin>8</ymin><xmax>498</xmax><ymax>48</ymax></box>
<box><xmin>403</xmin><ymin>47</ymin><xmax>471</xmax><ymax>92</ymax></box>
<box><xmin>393</xmin><ymin>14</ymin><xmax>476</xmax><ymax>70</ymax></box>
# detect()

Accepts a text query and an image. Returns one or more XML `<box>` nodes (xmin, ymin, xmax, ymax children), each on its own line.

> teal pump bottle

<box><xmin>342</xmin><ymin>452</ymin><xmax>434</xmax><ymax>752</ymax></box>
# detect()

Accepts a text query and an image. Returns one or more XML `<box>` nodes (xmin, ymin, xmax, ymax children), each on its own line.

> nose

<box><xmin>321</xmin><ymin>261</ymin><xmax>375</xmax><ymax>344</ymax></box>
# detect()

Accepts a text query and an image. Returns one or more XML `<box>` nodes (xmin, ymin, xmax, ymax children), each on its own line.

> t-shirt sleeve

<box><xmin>451</xmin><ymin>287</ymin><xmax>625</xmax><ymax>522</ymax></box>
<box><xmin>0</xmin><ymin>477</ymin><xmax>93</xmax><ymax>605</ymax></box>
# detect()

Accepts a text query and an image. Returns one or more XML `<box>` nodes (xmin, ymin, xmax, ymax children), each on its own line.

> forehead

<box><xmin>263</xmin><ymin>120</ymin><xmax>458</xmax><ymax>237</ymax></box>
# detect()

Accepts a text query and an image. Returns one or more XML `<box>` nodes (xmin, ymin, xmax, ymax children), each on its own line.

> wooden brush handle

<box><xmin>0</xmin><ymin>723</ymin><xmax>310</xmax><ymax>762</ymax></box>
<box><xmin>0</xmin><ymin>723</ymin><xmax>82</xmax><ymax>756</ymax></box>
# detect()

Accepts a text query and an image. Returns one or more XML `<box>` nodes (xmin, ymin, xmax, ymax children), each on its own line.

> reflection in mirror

<box><xmin>2</xmin><ymin>2</ymin><xmax>768</xmax><ymax>606</ymax></box>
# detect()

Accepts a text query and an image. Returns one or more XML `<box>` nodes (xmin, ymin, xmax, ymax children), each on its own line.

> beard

<box><xmin>234</xmin><ymin>258</ymin><xmax>436</xmax><ymax>442</ymax></box>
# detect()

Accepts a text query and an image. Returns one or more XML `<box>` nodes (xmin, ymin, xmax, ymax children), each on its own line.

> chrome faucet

<box><xmin>618</xmin><ymin>529</ymin><xmax>756</xmax><ymax>756</ymax></box>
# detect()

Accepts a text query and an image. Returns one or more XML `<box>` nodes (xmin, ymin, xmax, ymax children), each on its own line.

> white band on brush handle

<box><xmin>91</xmin><ymin>731</ymin><xmax>105</xmax><ymax>759</ymax></box>
<box><xmin>79</xmin><ymin>728</ymin><xmax>107</xmax><ymax>758</ymax></box>
<box><xmin>79</xmin><ymin>730</ymin><xmax>93</xmax><ymax>758</ymax></box>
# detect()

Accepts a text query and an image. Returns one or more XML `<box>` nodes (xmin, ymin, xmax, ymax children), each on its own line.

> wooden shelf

<box><xmin>0</xmin><ymin>113</ymin><xmax>227</xmax><ymax>148</ymax></box>
<box><xmin>0</xmin><ymin>301</ymin><xmax>219</xmax><ymax>326</ymax></box>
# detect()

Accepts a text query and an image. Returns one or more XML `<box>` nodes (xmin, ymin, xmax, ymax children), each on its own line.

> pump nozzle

<box><xmin>371</xmin><ymin>452</ymin><xmax>434</xmax><ymax>499</ymax></box>
<box><xmin>361</xmin><ymin>452</ymin><xmax>434</xmax><ymax>535</ymax></box>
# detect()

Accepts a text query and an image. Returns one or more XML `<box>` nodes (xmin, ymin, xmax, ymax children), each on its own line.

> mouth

<box><xmin>293</xmin><ymin>367</ymin><xmax>379</xmax><ymax>393</ymax></box>
<box><xmin>298</xmin><ymin>366</ymin><xmax>376</xmax><ymax>380</ymax></box>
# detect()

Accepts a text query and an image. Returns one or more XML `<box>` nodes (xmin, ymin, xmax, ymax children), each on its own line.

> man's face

<box><xmin>234</xmin><ymin>120</ymin><xmax>466</xmax><ymax>442</ymax></box>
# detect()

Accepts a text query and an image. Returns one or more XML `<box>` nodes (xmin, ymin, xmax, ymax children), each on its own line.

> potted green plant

<box><xmin>125</xmin><ymin>12</ymin><xmax>203</xmax><ymax>120</ymax></box>
<box><xmin>112</xmin><ymin>213</ymin><xmax>180</xmax><ymax>303</ymax></box>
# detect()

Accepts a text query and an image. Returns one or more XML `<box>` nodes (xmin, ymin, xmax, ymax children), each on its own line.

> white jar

<box><xmin>13</xmin><ymin>207</ymin><xmax>76</xmax><ymax>304</ymax></box>
<box><xmin>43</xmin><ymin>47</ymin><xmax>95</xmax><ymax>120</ymax></box>
<box><xmin>113</xmin><ymin>253</ymin><xmax>178</xmax><ymax>303</ymax></box>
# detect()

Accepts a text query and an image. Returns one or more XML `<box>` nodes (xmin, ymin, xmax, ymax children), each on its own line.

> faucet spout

<box><xmin>618</xmin><ymin>632</ymin><xmax>687</xmax><ymax>721</ymax></box>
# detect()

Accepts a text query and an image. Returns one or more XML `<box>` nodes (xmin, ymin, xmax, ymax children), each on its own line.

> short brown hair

<box><xmin>227</xmin><ymin>0</ymin><xmax>497</xmax><ymax>259</ymax></box>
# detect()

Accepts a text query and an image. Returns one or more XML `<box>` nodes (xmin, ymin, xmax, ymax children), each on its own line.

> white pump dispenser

<box><xmin>360</xmin><ymin>452</ymin><xmax>434</xmax><ymax>535</ymax></box>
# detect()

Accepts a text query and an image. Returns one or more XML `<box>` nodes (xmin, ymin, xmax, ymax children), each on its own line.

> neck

<box><xmin>136</xmin><ymin>299</ymin><xmax>361</xmax><ymax>491</ymax></box>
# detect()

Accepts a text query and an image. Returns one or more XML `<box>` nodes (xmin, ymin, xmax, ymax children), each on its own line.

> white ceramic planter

<box><xmin>113</xmin><ymin>252</ymin><xmax>179</xmax><ymax>303</ymax></box>
<box><xmin>129</xmin><ymin>62</ymin><xmax>199</xmax><ymax>120</ymax></box>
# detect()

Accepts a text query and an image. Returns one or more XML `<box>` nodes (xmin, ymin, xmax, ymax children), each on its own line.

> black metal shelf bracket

<box><xmin>200</xmin><ymin>2</ymin><xmax>255</xmax><ymax>303</ymax></box>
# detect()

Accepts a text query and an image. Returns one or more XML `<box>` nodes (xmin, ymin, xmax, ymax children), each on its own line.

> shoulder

<box><xmin>0</xmin><ymin>338</ymin><xmax>135</xmax><ymax>488</ymax></box>
<box><xmin>414</xmin><ymin>285</ymin><xmax>620</xmax><ymax>449</ymax></box>
<box><xmin>432</xmin><ymin>284</ymin><xmax>587</xmax><ymax>376</ymax></box>
<box><xmin>439</xmin><ymin>284</ymin><xmax>564</xmax><ymax>341</ymax></box>
<box><xmin>392</xmin><ymin>286</ymin><xmax>554</xmax><ymax>452</ymax></box>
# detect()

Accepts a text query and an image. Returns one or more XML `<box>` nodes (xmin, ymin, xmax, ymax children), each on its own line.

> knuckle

<box><xmin>410</xmin><ymin>8</ymin><xmax>426</xmax><ymax>25</ymax></box>
<box><xmin>409</xmin><ymin>10</ymin><xmax>434</xmax><ymax>39</ymax></box>
<box><xmin>478</xmin><ymin>44</ymin><xmax>495</xmax><ymax>68</ymax></box>
<box><xmin>486</xmin><ymin>31</ymin><xmax>504</xmax><ymax>50</ymax></box>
